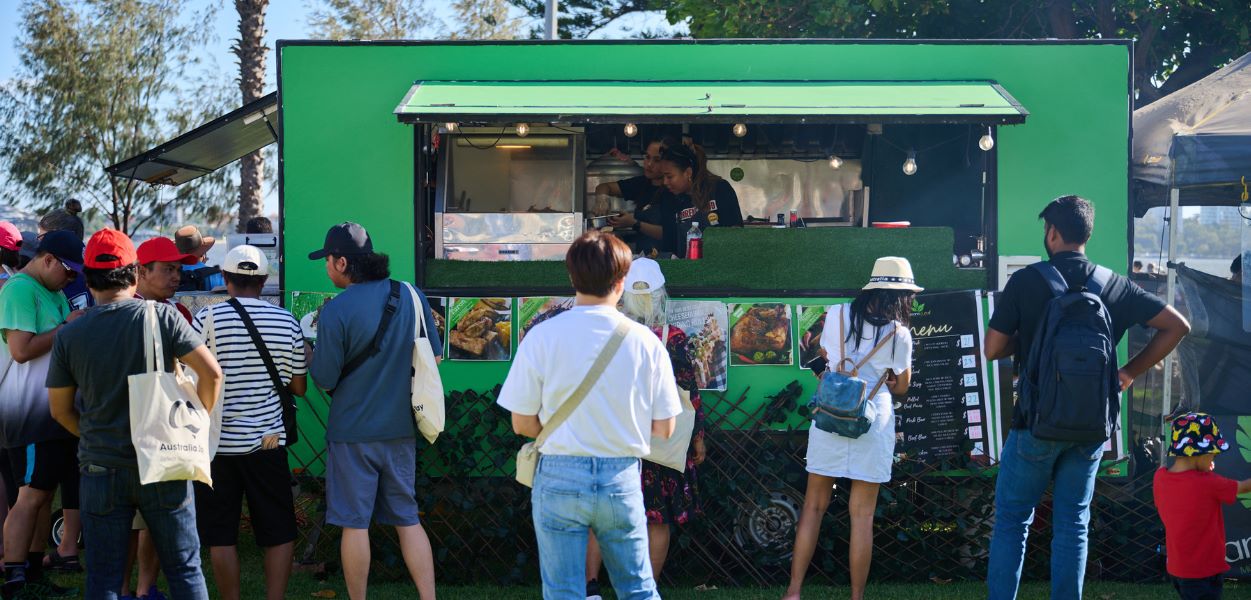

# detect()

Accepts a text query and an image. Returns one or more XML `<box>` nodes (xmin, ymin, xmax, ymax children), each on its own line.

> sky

<box><xmin>0</xmin><ymin>0</ymin><xmax>680</xmax><ymax>220</ymax></box>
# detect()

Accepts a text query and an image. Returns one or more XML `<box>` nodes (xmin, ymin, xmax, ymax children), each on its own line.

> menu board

<box><xmin>667</xmin><ymin>300</ymin><xmax>729</xmax><ymax>391</ymax></box>
<box><xmin>517</xmin><ymin>297</ymin><xmax>575</xmax><ymax>343</ymax></box>
<box><xmin>728</xmin><ymin>303</ymin><xmax>793</xmax><ymax>366</ymax></box>
<box><xmin>896</xmin><ymin>291</ymin><xmax>992</xmax><ymax>463</ymax></box>
<box><xmin>448</xmin><ymin>298</ymin><xmax>513</xmax><ymax>361</ymax></box>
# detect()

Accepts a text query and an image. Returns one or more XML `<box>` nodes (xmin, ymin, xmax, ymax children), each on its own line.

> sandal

<box><xmin>42</xmin><ymin>549</ymin><xmax>81</xmax><ymax>573</ymax></box>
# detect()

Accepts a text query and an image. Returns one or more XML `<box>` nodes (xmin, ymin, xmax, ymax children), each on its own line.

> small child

<box><xmin>1154</xmin><ymin>412</ymin><xmax>1251</xmax><ymax>600</ymax></box>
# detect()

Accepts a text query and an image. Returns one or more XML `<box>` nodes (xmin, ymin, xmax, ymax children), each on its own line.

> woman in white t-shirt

<box><xmin>782</xmin><ymin>257</ymin><xmax>919</xmax><ymax>600</ymax></box>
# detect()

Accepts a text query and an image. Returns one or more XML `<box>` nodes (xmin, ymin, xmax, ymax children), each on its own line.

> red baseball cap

<box><xmin>0</xmin><ymin>221</ymin><xmax>20</xmax><ymax>252</ymax></box>
<box><xmin>84</xmin><ymin>228</ymin><xmax>138</xmax><ymax>269</ymax></box>
<box><xmin>136</xmin><ymin>237</ymin><xmax>197</xmax><ymax>266</ymax></box>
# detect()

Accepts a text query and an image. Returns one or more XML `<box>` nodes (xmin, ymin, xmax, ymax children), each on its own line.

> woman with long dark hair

<box><xmin>783</xmin><ymin>257</ymin><xmax>920</xmax><ymax>600</ymax></box>
<box><xmin>656</xmin><ymin>143</ymin><xmax>743</xmax><ymax>257</ymax></box>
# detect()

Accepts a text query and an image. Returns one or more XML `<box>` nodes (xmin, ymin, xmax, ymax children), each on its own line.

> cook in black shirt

<box><xmin>597</xmin><ymin>136</ymin><xmax>680</xmax><ymax>256</ymax></box>
<box><xmin>655</xmin><ymin>143</ymin><xmax>743</xmax><ymax>258</ymax></box>
<box><xmin>985</xmin><ymin>195</ymin><xmax>1190</xmax><ymax>429</ymax></box>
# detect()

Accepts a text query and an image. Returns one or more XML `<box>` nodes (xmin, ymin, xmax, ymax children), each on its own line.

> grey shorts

<box><xmin>326</xmin><ymin>439</ymin><xmax>420</xmax><ymax>529</ymax></box>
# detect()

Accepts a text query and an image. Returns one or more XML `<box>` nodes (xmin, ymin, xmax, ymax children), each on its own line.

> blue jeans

<box><xmin>532</xmin><ymin>455</ymin><xmax>658</xmax><ymax>600</ymax></box>
<box><xmin>987</xmin><ymin>429</ymin><xmax>1103</xmax><ymax>600</ymax></box>
<box><xmin>79</xmin><ymin>463</ymin><xmax>208</xmax><ymax>600</ymax></box>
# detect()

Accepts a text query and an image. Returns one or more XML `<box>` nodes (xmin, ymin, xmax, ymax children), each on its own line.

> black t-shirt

<box><xmin>663</xmin><ymin>178</ymin><xmax>743</xmax><ymax>258</ymax></box>
<box><xmin>617</xmin><ymin>175</ymin><xmax>674</xmax><ymax>256</ymax></box>
<box><xmin>988</xmin><ymin>251</ymin><xmax>1168</xmax><ymax>428</ymax></box>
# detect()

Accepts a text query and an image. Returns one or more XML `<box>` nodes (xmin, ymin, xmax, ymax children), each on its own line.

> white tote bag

<box><xmin>402</xmin><ymin>282</ymin><xmax>445</xmax><ymax>444</ymax></box>
<box><xmin>128</xmin><ymin>301</ymin><xmax>214</xmax><ymax>486</ymax></box>
<box><xmin>644</xmin><ymin>326</ymin><xmax>698</xmax><ymax>472</ymax></box>
<box><xmin>199</xmin><ymin>306</ymin><xmax>225</xmax><ymax>458</ymax></box>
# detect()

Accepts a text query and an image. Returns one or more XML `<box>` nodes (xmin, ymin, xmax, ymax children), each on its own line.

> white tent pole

<box><xmin>1161</xmin><ymin>186</ymin><xmax>1180</xmax><ymax>465</ymax></box>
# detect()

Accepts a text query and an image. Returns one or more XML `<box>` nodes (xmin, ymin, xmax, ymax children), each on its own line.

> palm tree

<box><xmin>234</xmin><ymin>0</ymin><xmax>269</xmax><ymax>232</ymax></box>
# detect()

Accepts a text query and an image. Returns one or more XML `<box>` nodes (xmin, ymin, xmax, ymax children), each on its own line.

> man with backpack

<box><xmin>984</xmin><ymin>195</ymin><xmax>1191</xmax><ymax>599</ymax></box>
<box><xmin>307</xmin><ymin>222</ymin><xmax>442</xmax><ymax>600</ymax></box>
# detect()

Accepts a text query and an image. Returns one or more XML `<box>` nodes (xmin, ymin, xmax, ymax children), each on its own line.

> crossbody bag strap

<box><xmin>227</xmin><ymin>299</ymin><xmax>294</xmax><ymax>410</ymax></box>
<box><xmin>535</xmin><ymin>319</ymin><xmax>632</xmax><ymax>450</ymax></box>
<box><xmin>337</xmin><ymin>279</ymin><xmax>403</xmax><ymax>385</ymax></box>
<box><xmin>145</xmin><ymin>301</ymin><xmax>163</xmax><ymax>373</ymax></box>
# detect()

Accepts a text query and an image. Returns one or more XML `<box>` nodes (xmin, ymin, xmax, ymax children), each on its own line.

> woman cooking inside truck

<box><xmin>657</xmin><ymin>142</ymin><xmax>743</xmax><ymax>258</ymax></box>
<box><xmin>598</xmin><ymin>135</ymin><xmax>679</xmax><ymax>257</ymax></box>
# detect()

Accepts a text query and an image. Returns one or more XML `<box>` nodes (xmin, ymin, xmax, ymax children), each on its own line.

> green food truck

<box><xmin>111</xmin><ymin>39</ymin><xmax>1144</xmax><ymax>585</ymax></box>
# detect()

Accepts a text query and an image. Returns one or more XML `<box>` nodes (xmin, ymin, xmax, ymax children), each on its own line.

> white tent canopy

<box><xmin>1132</xmin><ymin>52</ymin><xmax>1251</xmax><ymax>215</ymax></box>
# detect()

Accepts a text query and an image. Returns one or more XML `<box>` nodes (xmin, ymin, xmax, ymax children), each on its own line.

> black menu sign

<box><xmin>896</xmin><ymin>291</ymin><xmax>991</xmax><ymax>462</ymax></box>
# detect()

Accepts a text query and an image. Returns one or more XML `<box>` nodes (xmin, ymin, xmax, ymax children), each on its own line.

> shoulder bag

<box><xmin>400</xmin><ymin>282</ymin><xmax>445</xmax><ymax>444</ymax></box>
<box><xmin>643</xmin><ymin>325</ymin><xmax>697</xmax><ymax>472</ymax></box>
<box><xmin>516</xmin><ymin>319</ymin><xmax>632</xmax><ymax>487</ymax></box>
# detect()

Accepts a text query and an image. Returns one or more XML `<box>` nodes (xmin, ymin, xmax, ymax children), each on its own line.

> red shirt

<box><xmin>134</xmin><ymin>293</ymin><xmax>194</xmax><ymax>324</ymax></box>
<box><xmin>1153</xmin><ymin>467</ymin><xmax>1239</xmax><ymax>578</ymax></box>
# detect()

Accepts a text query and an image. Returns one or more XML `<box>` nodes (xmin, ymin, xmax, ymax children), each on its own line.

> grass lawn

<box><xmin>44</xmin><ymin>551</ymin><xmax>1234</xmax><ymax>600</ymax></box>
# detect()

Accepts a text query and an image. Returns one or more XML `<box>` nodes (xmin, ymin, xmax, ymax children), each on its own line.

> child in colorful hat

<box><xmin>1153</xmin><ymin>412</ymin><xmax>1251</xmax><ymax>599</ymax></box>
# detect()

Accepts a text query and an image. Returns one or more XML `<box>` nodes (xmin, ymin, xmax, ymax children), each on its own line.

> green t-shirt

<box><xmin>0</xmin><ymin>273</ymin><xmax>70</xmax><ymax>346</ymax></box>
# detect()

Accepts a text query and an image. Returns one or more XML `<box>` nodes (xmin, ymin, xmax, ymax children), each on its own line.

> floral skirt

<box><xmin>641</xmin><ymin>457</ymin><xmax>702</xmax><ymax>526</ymax></box>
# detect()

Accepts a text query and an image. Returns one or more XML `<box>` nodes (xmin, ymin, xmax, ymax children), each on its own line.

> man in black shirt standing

<box><xmin>984</xmin><ymin>195</ymin><xmax>1190</xmax><ymax>600</ymax></box>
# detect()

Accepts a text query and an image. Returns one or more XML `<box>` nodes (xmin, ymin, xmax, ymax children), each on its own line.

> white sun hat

<box><xmin>624</xmin><ymin>257</ymin><xmax>665</xmax><ymax>294</ymax></box>
<box><xmin>863</xmin><ymin>256</ymin><xmax>923</xmax><ymax>292</ymax></box>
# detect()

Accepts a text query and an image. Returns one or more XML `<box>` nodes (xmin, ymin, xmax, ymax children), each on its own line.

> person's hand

<box><xmin>1117</xmin><ymin>368</ymin><xmax>1134</xmax><ymax>392</ymax></box>
<box><xmin>261</xmin><ymin>434</ymin><xmax>281</xmax><ymax>450</ymax></box>
<box><xmin>608</xmin><ymin>213</ymin><xmax>637</xmax><ymax>228</ymax></box>
<box><xmin>66</xmin><ymin>309</ymin><xmax>86</xmax><ymax>323</ymax></box>
<box><xmin>692</xmin><ymin>437</ymin><xmax>707</xmax><ymax>466</ymax></box>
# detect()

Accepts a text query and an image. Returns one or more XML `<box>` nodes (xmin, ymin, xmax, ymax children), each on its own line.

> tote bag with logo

<box><xmin>644</xmin><ymin>326</ymin><xmax>698</xmax><ymax>472</ymax></box>
<box><xmin>402</xmin><ymin>282</ymin><xmax>445</xmax><ymax>444</ymax></box>
<box><xmin>128</xmin><ymin>301</ymin><xmax>214</xmax><ymax>486</ymax></box>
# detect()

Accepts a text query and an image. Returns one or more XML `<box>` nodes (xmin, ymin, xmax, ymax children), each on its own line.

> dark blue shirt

<box><xmin>310</xmin><ymin>279</ymin><xmax>443</xmax><ymax>443</ymax></box>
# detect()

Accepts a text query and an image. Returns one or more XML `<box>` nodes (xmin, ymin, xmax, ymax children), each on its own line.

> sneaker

<box><xmin>586</xmin><ymin>578</ymin><xmax>603</xmax><ymax>600</ymax></box>
<box><xmin>139</xmin><ymin>586</ymin><xmax>168</xmax><ymax>600</ymax></box>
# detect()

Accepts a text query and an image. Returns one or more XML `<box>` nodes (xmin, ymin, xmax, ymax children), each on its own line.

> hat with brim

<box><xmin>863</xmin><ymin>256</ymin><xmax>923</xmax><ymax>292</ymax></box>
<box><xmin>1169</xmin><ymin>412</ymin><xmax>1230</xmax><ymax>457</ymax></box>
<box><xmin>308</xmin><ymin>222</ymin><xmax>373</xmax><ymax>260</ymax></box>
<box><xmin>36</xmin><ymin>230</ymin><xmax>85</xmax><ymax>273</ymax></box>
<box><xmin>624</xmin><ymin>257</ymin><xmax>665</xmax><ymax>294</ymax></box>
<box><xmin>174</xmin><ymin>226</ymin><xmax>215</xmax><ymax>258</ymax></box>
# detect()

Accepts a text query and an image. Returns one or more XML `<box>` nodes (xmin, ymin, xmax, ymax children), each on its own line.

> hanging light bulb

<box><xmin>979</xmin><ymin>127</ymin><xmax>995</xmax><ymax>151</ymax></box>
<box><xmin>902</xmin><ymin>151</ymin><xmax>918</xmax><ymax>176</ymax></box>
<box><xmin>444</xmin><ymin>122</ymin><xmax>458</xmax><ymax>132</ymax></box>
<box><xmin>828</xmin><ymin>155</ymin><xmax>843</xmax><ymax>170</ymax></box>
<box><xmin>623</xmin><ymin>122</ymin><xmax>638</xmax><ymax>138</ymax></box>
<box><xmin>732</xmin><ymin>123</ymin><xmax>747</xmax><ymax>137</ymax></box>
<box><xmin>515</xmin><ymin>122</ymin><xmax>530</xmax><ymax>137</ymax></box>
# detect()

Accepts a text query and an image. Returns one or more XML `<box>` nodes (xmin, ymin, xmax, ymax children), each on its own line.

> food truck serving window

<box><xmin>444</xmin><ymin>131</ymin><xmax>576</xmax><ymax>213</ymax></box>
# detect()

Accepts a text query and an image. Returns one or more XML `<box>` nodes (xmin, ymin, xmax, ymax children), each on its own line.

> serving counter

<box><xmin>424</xmin><ymin>226</ymin><xmax>987</xmax><ymax>296</ymax></box>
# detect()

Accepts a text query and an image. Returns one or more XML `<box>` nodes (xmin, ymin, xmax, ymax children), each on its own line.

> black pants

<box><xmin>1174</xmin><ymin>575</ymin><xmax>1223</xmax><ymax>600</ymax></box>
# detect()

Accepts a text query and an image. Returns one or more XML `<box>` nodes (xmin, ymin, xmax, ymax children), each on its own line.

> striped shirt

<box><xmin>193</xmin><ymin>298</ymin><xmax>307</xmax><ymax>455</ymax></box>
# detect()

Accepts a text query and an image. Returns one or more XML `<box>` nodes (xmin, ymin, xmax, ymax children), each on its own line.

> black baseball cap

<box><xmin>308</xmin><ymin>222</ymin><xmax>373</xmax><ymax>260</ymax></box>
<box><xmin>36</xmin><ymin>230</ymin><xmax>85</xmax><ymax>271</ymax></box>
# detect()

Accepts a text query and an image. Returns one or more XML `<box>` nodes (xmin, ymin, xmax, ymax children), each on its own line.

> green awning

<box><xmin>395</xmin><ymin>80</ymin><xmax>1027</xmax><ymax>125</ymax></box>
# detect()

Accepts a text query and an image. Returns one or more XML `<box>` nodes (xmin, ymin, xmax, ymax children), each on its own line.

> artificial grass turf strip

<box><xmin>425</xmin><ymin>226</ymin><xmax>987</xmax><ymax>293</ymax></box>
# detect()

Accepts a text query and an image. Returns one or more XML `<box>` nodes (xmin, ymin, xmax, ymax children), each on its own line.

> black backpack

<box><xmin>177</xmin><ymin>265</ymin><xmax>220</xmax><ymax>292</ymax></box>
<box><xmin>1019</xmin><ymin>262</ymin><xmax>1119</xmax><ymax>443</ymax></box>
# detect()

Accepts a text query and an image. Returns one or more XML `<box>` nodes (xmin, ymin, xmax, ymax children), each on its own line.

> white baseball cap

<box><xmin>624</xmin><ymin>257</ymin><xmax>665</xmax><ymax>294</ymax></box>
<box><xmin>222</xmin><ymin>244</ymin><xmax>268</xmax><ymax>275</ymax></box>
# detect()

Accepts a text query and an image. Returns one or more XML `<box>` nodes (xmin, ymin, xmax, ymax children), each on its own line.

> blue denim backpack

<box><xmin>808</xmin><ymin>306</ymin><xmax>899</xmax><ymax>439</ymax></box>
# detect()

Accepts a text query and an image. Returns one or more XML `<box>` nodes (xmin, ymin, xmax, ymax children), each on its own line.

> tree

<box><xmin>0</xmin><ymin>0</ymin><xmax>236</xmax><ymax>234</ymax></box>
<box><xmin>508</xmin><ymin>0</ymin><xmax>1251</xmax><ymax>106</ymax></box>
<box><xmin>450</xmin><ymin>0</ymin><xmax>524</xmax><ymax>40</ymax></box>
<box><xmin>307</xmin><ymin>0</ymin><xmax>436</xmax><ymax>39</ymax></box>
<box><xmin>234</xmin><ymin>0</ymin><xmax>269</xmax><ymax>232</ymax></box>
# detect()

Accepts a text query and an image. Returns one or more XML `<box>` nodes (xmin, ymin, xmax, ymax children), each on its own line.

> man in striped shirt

<box><xmin>192</xmin><ymin>245</ymin><xmax>306</xmax><ymax>600</ymax></box>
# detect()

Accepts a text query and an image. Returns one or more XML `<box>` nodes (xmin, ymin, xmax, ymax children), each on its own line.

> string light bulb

<box><xmin>979</xmin><ymin>127</ymin><xmax>995</xmax><ymax>151</ymax></box>
<box><xmin>623</xmin><ymin>123</ymin><xmax>638</xmax><ymax>137</ymax></box>
<box><xmin>902</xmin><ymin>151</ymin><xmax>918</xmax><ymax>176</ymax></box>
<box><xmin>828</xmin><ymin>155</ymin><xmax>843</xmax><ymax>170</ymax></box>
<box><xmin>732</xmin><ymin>123</ymin><xmax>747</xmax><ymax>137</ymax></box>
<box><xmin>515</xmin><ymin>123</ymin><xmax>530</xmax><ymax>137</ymax></box>
<box><xmin>444</xmin><ymin>122</ymin><xmax>458</xmax><ymax>132</ymax></box>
